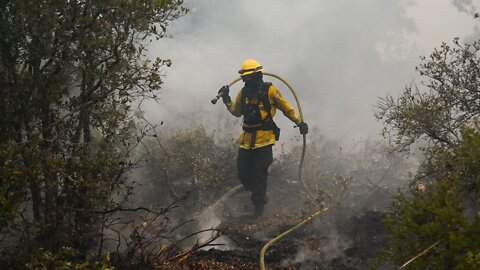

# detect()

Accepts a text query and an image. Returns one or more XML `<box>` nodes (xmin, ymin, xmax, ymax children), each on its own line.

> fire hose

<box><xmin>259</xmin><ymin>207</ymin><xmax>329</xmax><ymax>270</ymax></box>
<box><xmin>211</xmin><ymin>72</ymin><xmax>313</xmax><ymax>198</ymax></box>
<box><xmin>212</xmin><ymin>73</ymin><xmax>329</xmax><ymax>269</ymax></box>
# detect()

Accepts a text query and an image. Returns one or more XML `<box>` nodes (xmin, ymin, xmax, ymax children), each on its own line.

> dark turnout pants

<box><xmin>237</xmin><ymin>145</ymin><xmax>273</xmax><ymax>207</ymax></box>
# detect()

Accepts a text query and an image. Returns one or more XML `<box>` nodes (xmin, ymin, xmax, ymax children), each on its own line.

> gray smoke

<box><xmin>131</xmin><ymin>1</ymin><xmax>479</xmax><ymax>268</ymax></box>
<box><xmin>452</xmin><ymin>0</ymin><xmax>475</xmax><ymax>13</ymax></box>
<box><xmin>143</xmin><ymin>0</ymin><xmax>477</xmax><ymax>145</ymax></box>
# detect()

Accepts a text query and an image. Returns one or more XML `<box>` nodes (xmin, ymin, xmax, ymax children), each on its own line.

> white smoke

<box><xmin>144</xmin><ymin>0</ymin><xmax>477</xmax><ymax>144</ymax></box>
<box><xmin>132</xmin><ymin>1</ymin><xmax>479</xmax><ymax>267</ymax></box>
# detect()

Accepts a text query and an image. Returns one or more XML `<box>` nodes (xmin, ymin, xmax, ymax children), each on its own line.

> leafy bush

<box><xmin>140</xmin><ymin>126</ymin><xmax>238</xmax><ymax>211</ymax></box>
<box><xmin>376</xmin><ymin>125</ymin><xmax>480</xmax><ymax>270</ymax></box>
<box><xmin>0</xmin><ymin>0</ymin><xmax>187</xmax><ymax>267</ymax></box>
<box><xmin>23</xmin><ymin>247</ymin><xmax>113</xmax><ymax>270</ymax></box>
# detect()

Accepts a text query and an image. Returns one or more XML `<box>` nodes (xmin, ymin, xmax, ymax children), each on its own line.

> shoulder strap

<box><xmin>241</xmin><ymin>83</ymin><xmax>272</xmax><ymax>117</ymax></box>
<box><xmin>240</xmin><ymin>88</ymin><xmax>246</xmax><ymax>115</ymax></box>
<box><xmin>261</xmin><ymin>82</ymin><xmax>273</xmax><ymax>118</ymax></box>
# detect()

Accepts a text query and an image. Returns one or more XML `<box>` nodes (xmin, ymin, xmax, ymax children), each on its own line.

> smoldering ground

<box><xmin>124</xmin><ymin>126</ymin><xmax>418</xmax><ymax>269</ymax></box>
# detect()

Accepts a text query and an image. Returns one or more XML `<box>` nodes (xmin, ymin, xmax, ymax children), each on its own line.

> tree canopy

<box><xmin>0</xmin><ymin>0</ymin><xmax>187</xmax><ymax>268</ymax></box>
<box><xmin>376</xmin><ymin>38</ymin><xmax>480</xmax><ymax>150</ymax></box>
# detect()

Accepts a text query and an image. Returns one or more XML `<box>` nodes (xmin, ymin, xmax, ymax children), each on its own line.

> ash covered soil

<box><xmin>160</xmin><ymin>178</ymin><xmax>392</xmax><ymax>270</ymax></box>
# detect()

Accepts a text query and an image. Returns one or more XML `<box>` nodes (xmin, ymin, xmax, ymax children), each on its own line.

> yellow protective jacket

<box><xmin>227</xmin><ymin>83</ymin><xmax>302</xmax><ymax>149</ymax></box>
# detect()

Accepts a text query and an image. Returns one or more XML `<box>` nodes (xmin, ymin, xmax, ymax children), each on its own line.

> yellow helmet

<box><xmin>238</xmin><ymin>58</ymin><xmax>264</xmax><ymax>77</ymax></box>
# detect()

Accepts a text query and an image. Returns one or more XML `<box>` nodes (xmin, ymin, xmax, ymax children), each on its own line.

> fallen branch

<box><xmin>164</xmin><ymin>230</ymin><xmax>224</xmax><ymax>262</ymax></box>
<box><xmin>399</xmin><ymin>240</ymin><xmax>441</xmax><ymax>269</ymax></box>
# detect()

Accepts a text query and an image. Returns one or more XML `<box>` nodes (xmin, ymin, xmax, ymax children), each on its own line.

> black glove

<box><xmin>298</xmin><ymin>122</ymin><xmax>308</xmax><ymax>135</ymax></box>
<box><xmin>218</xmin><ymin>85</ymin><xmax>229</xmax><ymax>97</ymax></box>
<box><xmin>218</xmin><ymin>85</ymin><xmax>231</xmax><ymax>104</ymax></box>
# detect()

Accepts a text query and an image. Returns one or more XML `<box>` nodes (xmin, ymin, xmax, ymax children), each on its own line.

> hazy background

<box><xmin>136</xmin><ymin>2</ymin><xmax>480</xmax><ymax>266</ymax></box>
<box><xmin>143</xmin><ymin>0</ymin><xmax>480</xmax><ymax>146</ymax></box>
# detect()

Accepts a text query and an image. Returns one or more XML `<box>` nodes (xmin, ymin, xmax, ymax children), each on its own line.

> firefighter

<box><xmin>218</xmin><ymin>59</ymin><xmax>308</xmax><ymax>218</ymax></box>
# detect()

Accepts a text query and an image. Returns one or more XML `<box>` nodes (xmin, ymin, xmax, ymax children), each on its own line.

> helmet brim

<box><xmin>239</xmin><ymin>66</ymin><xmax>264</xmax><ymax>77</ymax></box>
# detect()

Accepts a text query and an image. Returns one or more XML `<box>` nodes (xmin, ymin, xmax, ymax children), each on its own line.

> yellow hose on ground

<box><xmin>226</xmin><ymin>72</ymin><xmax>313</xmax><ymax>198</ymax></box>
<box><xmin>259</xmin><ymin>207</ymin><xmax>329</xmax><ymax>270</ymax></box>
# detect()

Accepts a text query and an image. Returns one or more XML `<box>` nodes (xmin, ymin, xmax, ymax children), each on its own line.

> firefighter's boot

<box><xmin>253</xmin><ymin>203</ymin><xmax>264</xmax><ymax>219</ymax></box>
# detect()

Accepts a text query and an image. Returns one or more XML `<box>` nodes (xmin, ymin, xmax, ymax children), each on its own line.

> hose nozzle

<box><xmin>211</xmin><ymin>94</ymin><xmax>222</xmax><ymax>104</ymax></box>
<box><xmin>211</xmin><ymin>86</ymin><xmax>229</xmax><ymax>105</ymax></box>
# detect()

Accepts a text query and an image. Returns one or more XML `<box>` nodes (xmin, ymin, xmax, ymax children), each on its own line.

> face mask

<box><xmin>243</xmin><ymin>73</ymin><xmax>263</xmax><ymax>92</ymax></box>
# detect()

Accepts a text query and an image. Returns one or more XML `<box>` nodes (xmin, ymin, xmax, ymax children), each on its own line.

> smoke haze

<box><xmin>132</xmin><ymin>2</ymin><xmax>480</xmax><ymax>267</ymax></box>
<box><xmin>143</xmin><ymin>0</ymin><xmax>478</xmax><ymax>143</ymax></box>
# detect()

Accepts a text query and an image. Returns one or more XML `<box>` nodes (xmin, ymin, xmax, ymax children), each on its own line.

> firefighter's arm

<box><xmin>271</xmin><ymin>86</ymin><xmax>302</xmax><ymax>125</ymax></box>
<box><xmin>226</xmin><ymin>90</ymin><xmax>242</xmax><ymax>117</ymax></box>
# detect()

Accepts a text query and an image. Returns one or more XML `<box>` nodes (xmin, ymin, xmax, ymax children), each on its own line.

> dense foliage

<box><xmin>375</xmin><ymin>38</ymin><xmax>480</xmax><ymax>269</ymax></box>
<box><xmin>0</xmin><ymin>0</ymin><xmax>186</xmax><ymax>268</ymax></box>
<box><xmin>377</xmin><ymin>125</ymin><xmax>480</xmax><ymax>269</ymax></box>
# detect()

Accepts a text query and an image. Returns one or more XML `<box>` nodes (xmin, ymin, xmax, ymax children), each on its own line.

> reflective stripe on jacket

<box><xmin>227</xmin><ymin>84</ymin><xmax>302</xmax><ymax>150</ymax></box>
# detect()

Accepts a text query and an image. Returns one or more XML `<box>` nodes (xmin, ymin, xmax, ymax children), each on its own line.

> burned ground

<box><xmin>159</xmin><ymin>175</ymin><xmax>393</xmax><ymax>270</ymax></box>
<box><xmin>160</xmin><ymin>208</ymin><xmax>389</xmax><ymax>269</ymax></box>
<box><xmin>139</xmin><ymin>132</ymin><xmax>413</xmax><ymax>269</ymax></box>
